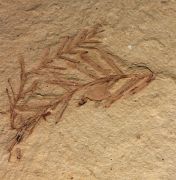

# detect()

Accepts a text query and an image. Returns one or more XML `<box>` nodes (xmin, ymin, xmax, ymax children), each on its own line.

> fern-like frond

<box><xmin>5</xmin><ymin>24</ymin><xmax>154</xmax><ymax>161</ymax></box>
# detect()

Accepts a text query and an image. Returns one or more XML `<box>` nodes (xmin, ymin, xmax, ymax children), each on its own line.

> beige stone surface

<box><xmin>0</xmin><ymin>0</ymin><xmax>176</xmax><ymax>179</ymax></box>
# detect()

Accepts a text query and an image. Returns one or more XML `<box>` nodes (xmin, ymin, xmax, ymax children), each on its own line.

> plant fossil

<box><xmin>6</xmin><ymin>24</ymin><xmax>154</xmax><ymax>161</ymax></box>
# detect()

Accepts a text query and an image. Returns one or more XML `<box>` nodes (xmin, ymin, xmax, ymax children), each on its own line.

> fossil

<box><xmin>6</xmin><ymin>24</ymin><xmax>154</xmax><ymax>161</ymax></box>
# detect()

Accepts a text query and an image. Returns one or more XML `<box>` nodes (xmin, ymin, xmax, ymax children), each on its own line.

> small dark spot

<box><xmin>136</xmin><ymin>134</ymin><xmax>141</xmax><ymax>139</ymax></box>
<box><xmin>16</xmin><ymin>148</ymin><xmax>22</xmax><ymax>160</ymax></box>
<box><xmin>110</xmin><ymin>158</ymin><xmax>112</xmax><ymax>160</ymax></box>
<box><xmin>96</xmin><ymin>7</ymin><xmax>98</xmax><ymax>10</ymax></box>
<box><xmin>78</xmin><ymin>96</ymin><xmax>87</xmax><ymax>106</ymax></box>
<box><xmin>16</xmin><ymin>134</ymin><xmax>22</xmax><ymax>142</ymax></box>
<box><xmin>70</xmin><ymin>177</ymin><xmax>74</xmax><ymax>180</ymax></box>
<box><xmin>162</xmin><ymin>158</ymin><xmax>164</xmax><ymax>161</ymax></box>
<box><xmin>161</xmin><ymin>0</ymin><xmax>168</xmax><ymax>3</ymax></box>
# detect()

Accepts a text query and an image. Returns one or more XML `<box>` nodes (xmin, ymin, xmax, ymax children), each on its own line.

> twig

<box><xmin>5</xmin><ymin>25</ymin><xmax>154</xmax><ymax>161</ymax></box>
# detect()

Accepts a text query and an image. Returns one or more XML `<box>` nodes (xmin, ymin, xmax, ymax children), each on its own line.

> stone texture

<box><xmin>0</xmin><ymin>0</ymin><xmax>176</xmax><ymax>179</ymax></box>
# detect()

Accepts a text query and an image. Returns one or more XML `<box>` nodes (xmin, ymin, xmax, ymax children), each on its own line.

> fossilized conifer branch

<box><xmin>6</xmin><ymin>24</ymin><xmax>154</xmax><ymax>161</ymax></box>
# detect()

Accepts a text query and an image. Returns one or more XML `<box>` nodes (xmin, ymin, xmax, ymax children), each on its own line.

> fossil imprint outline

<box><xmin>6</xmin><ymin>24</ymin><xmax>154</xmax><ymax>161</ymax></box>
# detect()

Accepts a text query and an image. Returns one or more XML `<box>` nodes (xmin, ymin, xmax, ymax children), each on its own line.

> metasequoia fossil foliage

<box><xmin>6</xmin><ymin>24</ymin><xmax>154</xmax><ymax>161</ymax></box>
